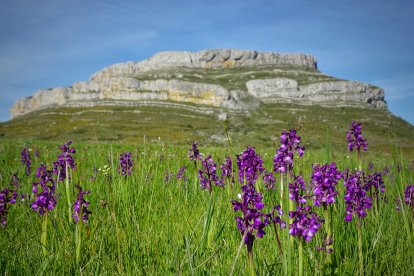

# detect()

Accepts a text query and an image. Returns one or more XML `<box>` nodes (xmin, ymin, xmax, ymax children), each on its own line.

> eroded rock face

<box><xmin>11</xmin><ymin>87</ymin><xmax>71</xmax><ymax>118</ymax></box>
<box><xmin>10</xmin><ymin>49</ymin><xmax>387</xmax><ymax>119</ymax></box>
<box><xmin>90</xmin><ymin>49</ymin><xmax>317</xmax><ymax>80</ymax></box>
<box><xmin>246</xmin><ymin>78</ymin><xmax>300</xmax><ymax>98</ymax></box>
<box><xmin>246</xmin><ymin>78</ymin><xmax>386</xmax><ymax>109</ymax></box>
<box><xmin>11</xmin><ymin>78</ymin><xmax>240</xmax><ymax>118</ymax></box>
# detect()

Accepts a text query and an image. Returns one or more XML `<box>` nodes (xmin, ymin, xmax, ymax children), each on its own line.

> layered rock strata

<box><xmin>10</xmin><ymin>49</ymin><xmax>386</xmax><ymax>119</ymax></box>
<box><xmin>246</xmin><ymin>79</ymin><xmax>386</xmax><ymax>109</ymax></box>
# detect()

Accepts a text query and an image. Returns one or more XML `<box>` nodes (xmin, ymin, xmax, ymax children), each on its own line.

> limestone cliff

<box><xmin>10</xmin><ymin>49</ymin><xmax>386</xmax><ymax>119</ymax></box>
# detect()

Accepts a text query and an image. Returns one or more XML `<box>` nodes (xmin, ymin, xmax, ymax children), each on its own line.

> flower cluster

<box><xmin>10</xmin><ymin>174</ymin><xmax>20</xmax><ymax>189</ymax></box>
<box><xmin>31</xmin><ymin>164</ymin><xmax>57</xmax><ymax>215</ymax></box>
<box><xmin>220</xmin><ymin>156</ymin><xmax>234</xmax><ymax>184</ymax></box>
<box><xmin>118</xmin><ymin>152</ymin><xmax>133</xmax><ymax>176</ymax></box>
<box><xmin>73</xmin><ymin>185</ymin><xmax>92</xmax><ymax>224</ymax></box>
<box><xmin>267</xmin><ymin>205</ymin><xmax>286</xmax><ymax>229</ymax></box>
<box><xmin>289</xmin><ymin>205</ymin><xmax>323</xmax><ymax>242</ymax></box>
<box><xmin>346</xmin><ymin>121</ymin><xmax>368</xmax><ymax>153</ymax></box>
<box><xmin>395</xmin><ymin>197</ymin><xmax>402</xmax><ymax>212</ymax></box>
<box><xmin>311</xmin><ymin>162</ymin><xmax>343</xmax><ymax>208</ymax></box>
<box><xmin>176</xmin><ymin>166</ymin><xmax>187</xmax><ymax>181</ymax></box>
<box><xmin>289</xmin><ymin>174</ymin><xmax>308</xmax><ymax>204</ymax></box>
<box><xmin>273</xmin><ymin>130</ymin><xmax>305</xmax><ymax>174</ymax></box>
<box><xmin>164</xmin><ymin>172</ymin><xmax>174</xmax><ymax>182</ymax></box>
<box><xmin>232</xmin><ymin>184</ymin><xmax>269</xmax><ymax>247</ymax></box>
<box><xmin>364</xmin><ymin>171</ymin><xmax>385</xmax><ymax>195</ymax></box>
<box><xmin>53</xmin><ymin>141</ymin><xmax>76</xmax><ymax>181</ymax></box>
<box><xmin>198</xmin><ymin>155</ymin><xmax>220</xmax><ymax>193</ymax></box>
<box><xmin>404</xmin><ymin>184</ymin><xmax>414</xmax><ymax>208</ymax></box>
<box><xmin>236</xmin><ymin>147</ymin><xmax>264</xmax><ymax>185</ymax></box>
<box><xmin>0</xmin><ymin>187</ymin><xmax>18</xmax><ymax>226</ymax></box>
<box><xmin>20</xmin><ymin>147</ymin><xmax>31</xmax><ymax>176</ymax></box>
<box><xmin>316</xmin><ymin>236</ymin><xmax>334</xmax><ymax>254</ymax></box>
<box><xmin>188</xmin><ymin>142</ymin><xmax>202</xmax><ymax>162</ymax></box>
<box><xmin>263</xmin><ymin>171</ymin><xmax>277</xmax><ymax>190</ymax></box>
<box><xmin>343</xmin><ymin>170</ymin><xmax>372</xmax><ymax>222</ymax></box>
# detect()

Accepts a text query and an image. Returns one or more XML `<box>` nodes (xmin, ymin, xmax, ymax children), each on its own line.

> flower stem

<box><xmin>273</xmin><ymin>223</ymin><xmax>283</xmax><ymax>257</ymax></box>
<box><xmin>298</xmin><ymin>238</ymin><xmax>303</xmax><ymax>276</ymax></box>
<box><xmin>287</xmin><ymin>172</ymin><xmax>294</xmax><ymax>246</ymax></box>
<box><xmin>287</xmin><ymin>230</ymin><xmax>292</xmax><ymax>276</ymax></box>
<box><xmin>224</xmin><ymin>117</ymin><xmax>232</xmax><ymax>156</ymax></box>
<box><xmin>41</xmin><ymin>213</ymin><xmax>48</xmax><ymax>257</ymax></box>
<box><xmin>230</xmin><ymin>232</ymin><xmax>247</xmax><ymax>276</ymax></box>
<box><xmin>65</xmin><ymin>163</ymin><xmax>72</xmax><ymax>222</ymax></box>
<box><xmin>280</xmin><ymin>174</ymin><xmax>284</xmax><ymax>212</ymax></box>
<box><xmin>289</xmin><ymin>198</ymin><xmax>294</xmax><ymax>246</ymax></box>
<box><xmin>324</xmin><ymin>207</ymin><xmax>332</xmax><ymax>265</ymax></box>
<box><xmin>357</xmin><ymin>150</ymin><xmax>362</xmax><ymax>171</ymax></box>
<box><xmin>357</xmin><ymin>219</ymin><xmax>364</xmax><ymax>275</ymax></box>
<box><xmin>75</xmin><ymin>222</ymin><xmax>82</xmax><ymax>266</ymax></box>
<box><xmin>248</xmin><ymin>248</ymin><xmax>254</xmax><ymax>276</ymax></box>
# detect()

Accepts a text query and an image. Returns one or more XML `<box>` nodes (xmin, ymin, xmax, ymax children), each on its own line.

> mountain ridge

<box><xmin>10</xmin><ymin>49</ymin><xmax>386</xmax><ymax>119</ymax></box>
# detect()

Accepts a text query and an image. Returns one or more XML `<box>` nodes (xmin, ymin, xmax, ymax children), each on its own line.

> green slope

<box><xmin>1</xmin><ymin>100</ymin><xmax>413</xmax><ymax>158</ymax></box>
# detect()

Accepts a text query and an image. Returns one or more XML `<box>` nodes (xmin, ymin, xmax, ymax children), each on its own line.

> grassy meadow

<box><xmin>0</xmin><ymin>130</ymin><xmax>413</xmax><ymax>275</ymax></box>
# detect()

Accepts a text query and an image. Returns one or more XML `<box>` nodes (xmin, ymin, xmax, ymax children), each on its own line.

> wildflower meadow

<box><xmin>0</xmin><ymin>121</ymin><xmax>413</xmax><ymax>275</ymax></box>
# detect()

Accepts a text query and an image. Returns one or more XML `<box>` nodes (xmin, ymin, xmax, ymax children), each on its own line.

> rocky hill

<box><xmin>10</xmin><ymin>49</ymin><xmax>386</xmax><ymax>118</ymax></box>
<box><xmin>3</xmin><ymin>49</ymin><xmax>413</xmax><ymax>156</ymax></box>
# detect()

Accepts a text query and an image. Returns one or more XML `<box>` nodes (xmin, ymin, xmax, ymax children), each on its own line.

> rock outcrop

<box><xmin>90</xmin><ymin>49</ymin><xmax>317</xmax><ymax>80</ymax></box>
<box><xmin>246</xmin><ymin>78</ymin><xmax>386</xmax><ymax>109</ymax></box>
<box><xmin>10</xmin><ymin>49</ymin><xmax>387</xmax><ymax>119</ymax></box>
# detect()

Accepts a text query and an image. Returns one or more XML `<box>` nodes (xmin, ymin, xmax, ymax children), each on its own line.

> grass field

<box><xmin>0</xmin><ymin>125</ymin><xmax>413</xmax><ymax>274</ymax></box>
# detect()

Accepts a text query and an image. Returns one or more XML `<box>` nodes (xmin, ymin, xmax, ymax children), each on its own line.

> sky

<box><xmin>1</xmin><ymin>0</ymin><xmax>413</xmax><ymax>125</ymax></box>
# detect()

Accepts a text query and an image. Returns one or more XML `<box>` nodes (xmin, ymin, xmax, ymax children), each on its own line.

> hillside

<box><xmin>1</xmin><ymin>49</ymin><xmax>413</xmax><ymax>156</ymax></box>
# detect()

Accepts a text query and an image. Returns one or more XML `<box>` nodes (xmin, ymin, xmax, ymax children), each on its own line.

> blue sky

<box><xmin>1</xmin><ymin>0</ymin><xmax>413</xmax><ymax>125</ymax></box>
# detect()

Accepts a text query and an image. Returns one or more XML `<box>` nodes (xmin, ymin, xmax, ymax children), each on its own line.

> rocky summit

<box><xmin>10</xmin><ymin>49</ymin><xmax>386</xmax><ymax>119</ymax></box>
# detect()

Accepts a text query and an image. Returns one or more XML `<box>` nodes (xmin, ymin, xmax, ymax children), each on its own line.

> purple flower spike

<box><xmin>31</xmin><ymin>164</ymin><xmax>57</xmax><ymax>215</ymax></box>
<box><xmin>273</xmin><ymin>130</ymin><xmax>305</xmax><ymax>174</ymax></box>
<box><xmin>164</xmin><ymin>172</ymin><xmax>174</xmax><ymax>183</ymax></box>
<box><xmin>343</xmin><ymin>170</ymin><xmax>372</xmax><ymax>222</ymax></box>
<box><xmin>404</xmin><ymin>184</ymin><xmax>414</xmax><ymax>208</ymax></box>
<box><xmin>289</xmin><ymin>174</ymin><xmax>308</xmax><ymax>204</ymax></box>
<box><xmin>20</xmin><ymin>147</ymin><xmax>31</xmax><ymax>176</ymax></box>
<box><xmin>289</xmin><ymin>205</ymin><xmax>323</xmax><ymax>242</ymax></box>
<box><xmin>189</xmin><ymin>142</ymin><xmax>202</xmax><ymax>162</ymax></box>
<box><xmin>346</xmin><ymin>121</ymin><xmax>368</xmax><ymax>153</ymax></box>
<box><xmin>10</xmin><ymin>174</ymin><xmax>20</xmax><ymax>189</ymax></box>
<box><xmin>236</xmin><ymin>147</ymin><xmax>264</xmax><ymax>185</ymax></box>
<box><xmin>176</xmin><ymin>166</ymin><xmax>187</xmax><ymax>181</ymax></box>
<box><xmin>0</xmin><ymin>188</ymin><xmax>18</xmax><ymax>226</ymax></box>
<box><xmin>311</xmin><ymin>163</ymin><xmax>343</xmax><ymax>208</ymax></box>
<box><xmin>73</xmin><ymin>185</ymin><xmax>92</xmax><ymax>224</ymax></box>
<box><xmin>53</xmin><ymin>141</ymin><xmax>76</xmax><ymax>181</ymax></box>
<box><xmin>118</xmin><ymin>152</ymin><xmax>133</xmax><ymax>176</ymax></box>
<box><xmin>395</xmin><ymin>197</ymin><xmax>401</xmax><ymax>212</ymax></box>
<box><xmin>364</xmin><ymin>171</ymin><xmax>385</xmax><ymax>195</ymax></box>
<box><xmin>232</xmin><ymin>184</ymin><xmax>269</xmax><ymax>246</ymax></box>
<box><xmin>316</xmin><ymin>235</ymin><xmax>334</xmax><ymax>254</ymax></box>
<box><xmin>220</xmin><ymin>156</ymin><xmax>234</xmax><ymax>185</ymax></box>
<box><xmin>263</xmin><ymin>171</ymin><xmax>277</xmax><ymax>190</ymax></box>
<box><xmin>198</xmin><ymin>155</ymin><xmax>220</xmax><ymax>193</ymax></box>
<box><xmin>267</xmin><ymin>205</ymin><xmax>286</xmax><ymax>229</ymax></box>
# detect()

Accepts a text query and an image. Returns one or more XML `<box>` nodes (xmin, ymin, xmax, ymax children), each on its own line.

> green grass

<box><xmin>0</xmin><ymin>136</ymin><xmax>413</xmax><ymax>274</ymax></box>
